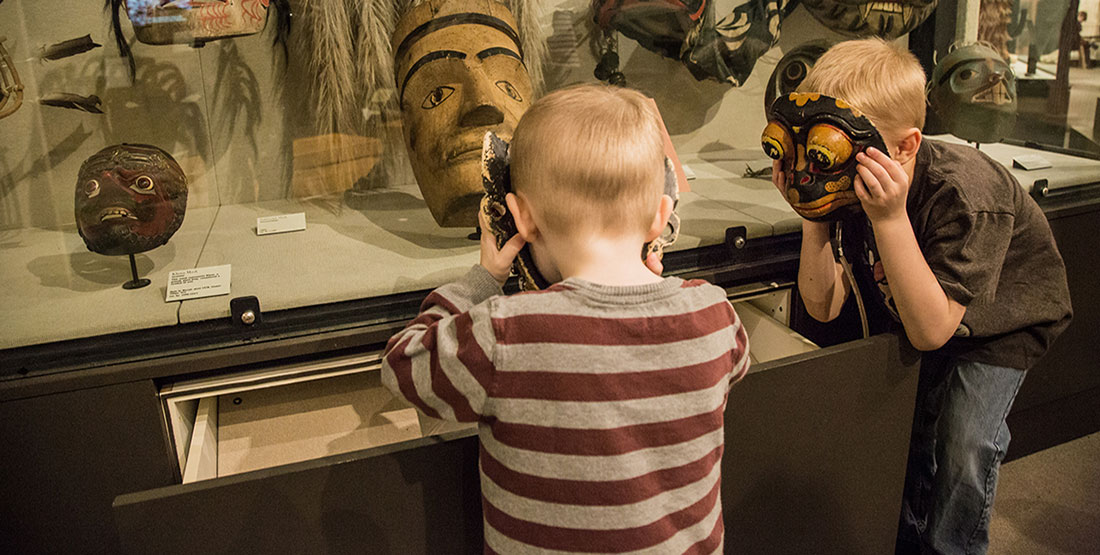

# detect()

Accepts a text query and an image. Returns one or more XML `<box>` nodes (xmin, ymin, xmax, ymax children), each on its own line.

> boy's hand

<box><xmin>644</xmin><ymin>252</ymin><xmax>664</xmax><ymax>276</ymax></box>
<box><xmin>771</xmin><ymin>160</ymin><xmax>786</xmax><ymax>195</ymax></box>
<box><xmin>479</xmin><ymin>210</ymin><xmax>525</xmax><ymax>286</ymax></box>
<box><xmin>855</xmin><ymin>147</ymin><xmax>910</xmax><ymax>224</ymax></box>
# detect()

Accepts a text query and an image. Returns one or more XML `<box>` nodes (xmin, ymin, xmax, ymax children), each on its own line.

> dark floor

<box><xmin>989</xmin><ymin>432</ymin><xmax>1100</xmax><ymax>554</ymax></box>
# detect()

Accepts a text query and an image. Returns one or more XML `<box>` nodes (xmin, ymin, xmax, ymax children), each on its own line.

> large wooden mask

<box><xmin>761</xmin><ymin>93</ymin><xmax>888</xmax><ymax>222</ymax></box>
<box><xmin>124</xmin><ymin>0</ymin><xmax>270</xmax><ymax>46</ymax></box>
<box><xmin>75</xmin><ymin>144</ymin><xmax>188</xmax><ymax>256</ymax></box>
<box><xmin>392</xmin><ymin>0</ymin><xmax>533</xmax><ymax>228</ymax></box>
<box><xmin>928</xmin><ymin>44</ymin><xmax>1017</xmax><ymax>144</ymax></box>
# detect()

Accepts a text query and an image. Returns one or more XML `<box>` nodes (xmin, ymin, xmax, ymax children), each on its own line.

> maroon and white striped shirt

<box><xmin>382</xmin><ymin>266</ymin><xmax>750</xmax><ymax>554</ymax></box>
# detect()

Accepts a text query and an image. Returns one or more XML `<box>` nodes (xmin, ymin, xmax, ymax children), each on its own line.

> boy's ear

<box><xmin>645</xmin><ymin>194</ymin><xmax>675</xmax><ymax>242</ymax></box>
<box><xmin>505</xmin><ymin>192</ymin><xmax>538</xmax><ymax>242</ymax></box>
<box><xmin>892</xmin><ymin>128</ymin><xmax>923</xmax><ymax>165</ymax></box>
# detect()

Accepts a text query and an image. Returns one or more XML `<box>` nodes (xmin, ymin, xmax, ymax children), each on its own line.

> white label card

<box><xmin>257</xmin><ymin>212</ymin><xmax>306</xmax><ymax>235</ymax></box>
<box><xmin>166</xmin><ymin>265</ymin><xmax>232</xmax><ymax>302</ymax></box>
<box><xmin>1012</xmin><ymin>155</ymin><xmax>1053</xmax><ymax>171</ymax></box>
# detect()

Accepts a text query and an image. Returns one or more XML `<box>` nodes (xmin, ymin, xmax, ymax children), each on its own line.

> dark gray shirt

<box><xmin>858</xmin><ymin>139</ymin><xmax>1072</xmax><ymax>370</ymax></box>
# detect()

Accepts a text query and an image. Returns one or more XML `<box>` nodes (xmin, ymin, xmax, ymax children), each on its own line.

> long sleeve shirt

<box><xmin>382</xmin><ymin>265</ymin><xmax>750</xmax><ymax>554</ymax></box>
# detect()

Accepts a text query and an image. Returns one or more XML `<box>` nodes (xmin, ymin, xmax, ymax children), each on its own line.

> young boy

<box><xmin>773</xmin><ymin>39</ymin><xmax>1072</xmax><ymax>554</ymax></box>
<box><xmin>382</xmin><ymin>85</ymin><xmax>750</xmax><ymax>554</ymax></box>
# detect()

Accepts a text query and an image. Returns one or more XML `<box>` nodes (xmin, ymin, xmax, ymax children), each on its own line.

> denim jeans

<box><xmin>896</xmin><ymin>353</ymin><xmax>1027</xmax><ymax>555</ymax></box>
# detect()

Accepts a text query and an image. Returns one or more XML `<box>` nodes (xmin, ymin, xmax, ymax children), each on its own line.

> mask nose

<box><xmin>460</xmin><ymin>103</ymin><xmax>504</xmax><ymax>127</ymax></box>
<box><xmin>458</xmin><ymin>68</ymin><xmax>505</xmax><ymax>128</ymax></box>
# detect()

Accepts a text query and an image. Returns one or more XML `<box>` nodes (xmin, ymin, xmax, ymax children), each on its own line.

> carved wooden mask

<box><xmin>928</xmin><ymin>44</ymin><xmax>1017</xmax><ymax>144</ymax></box>
<box><xmin>392</xmin><ymin>0</ymin><xmax>532</xmax><ymax>227</ymax></box>
<box><xmin>125</xmin><ymin>0</ymin><xmax>269</xmax><ymax>46</ymax></box>
<box><xmin>76</xmin><ymin>144</ymin><xmax>188</xmax><ymax>256</ymax></box>
<box><xmin>762</xmin><ymin>93</ymin><xmax>888</xmax><ymax>221</ymax></box>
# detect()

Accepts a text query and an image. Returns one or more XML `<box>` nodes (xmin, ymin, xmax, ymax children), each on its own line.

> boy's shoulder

<box><xmin>912</xmin><ymin>139</ymin><xmax>1024</xmax><ymax>216</ymax></box>
<box><xmin>489</xmin><ymin>277</ymin><xmax>729</xmax><ymax>320</ymax></box>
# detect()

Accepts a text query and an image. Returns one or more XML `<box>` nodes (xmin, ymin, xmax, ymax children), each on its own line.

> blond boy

<box><xmin>383</xmin><ymin>85</ymin><xmax>749</xmax><ymax>554</ymax></box>
<box><xmin>774</xmin><ymin>39</ymin><xmax>1072</xmax><ymax>554</ymax></box>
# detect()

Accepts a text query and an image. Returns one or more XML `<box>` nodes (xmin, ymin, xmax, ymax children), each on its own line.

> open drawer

<box><xmin>161</xmin><ymin>353</ymin><xmax>473</xmax><ymax>484</ymax></box>
<box><xmin>116</xmin><ymin>283</ymin><xmax>917</xmax><ymax>555</ymax></box>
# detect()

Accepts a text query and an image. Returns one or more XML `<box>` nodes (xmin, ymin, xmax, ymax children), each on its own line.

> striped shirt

<box><xmin>382</xmin><ymin>265</ymin><xmax>750</xmax><ymax>554</ymax></box>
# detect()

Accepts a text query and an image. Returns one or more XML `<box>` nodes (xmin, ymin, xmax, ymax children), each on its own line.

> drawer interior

<box><xmin>730</xmin><ymin>286</ymin><xmax>818</xmax><ymax>365</ymax></box>
<box><xmin>162</xmin><ymin>354</ymin><xmax>473</xmax><ymax>484</ymax></box>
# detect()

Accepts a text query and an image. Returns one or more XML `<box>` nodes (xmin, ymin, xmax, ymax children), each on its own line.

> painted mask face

<box><xmin>761</xmin><ymin>93</ymin><xmax>888</xmax><ymax>221</ymax></box>
<box><xmin>928</xmin><ymin>44</ymin><xmax>1017</xmax><ymax>144</ymax></box>
<box><xmin>763</xmin><ymin>41</ymin><xmax>830</xmax><ymax>116</ymax></box>
<box><xmin>0</xmin><ymin>36</ymin><xmax>23</xmax><ymax>119</ymax></box>
<box><xmin>593</xmin><ymin>0</ymin><xmax>786</xmax><ymax>86</ymax></box>
<box><xmin>75</xmin><ymin>144</ymin><xmax>188</xmax><ymax>256</ymax></box>
<box><xmin>392</xmin><ymin>0</ymin><xmax>532</xmax><ymax>228</ymax></box>
<box><xmin>800</xmin><ymin>0</ymin><xmax>936</xmax><ymax>39</ymax></box>
<box><xmin>124</xmin><ymin>0</ymin><xmax>269</xmax><ymax>46</ymax></box>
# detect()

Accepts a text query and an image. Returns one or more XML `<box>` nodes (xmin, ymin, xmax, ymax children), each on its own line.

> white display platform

<box><xmin>0</xmin><ymin>208</ymin><xmax>217</xmax><ymax>349</ymax></box>
<box><xmin>5</xmin><ymin>141</ymin><xmax>1095</xmax><ymax>349</ymax></box>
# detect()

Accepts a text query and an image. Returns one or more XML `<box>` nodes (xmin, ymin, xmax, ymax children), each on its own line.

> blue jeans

<box><xmin>896</xmin><ymin>354</ymin><xmax>1027</xmax><ymax>555</ymax></box>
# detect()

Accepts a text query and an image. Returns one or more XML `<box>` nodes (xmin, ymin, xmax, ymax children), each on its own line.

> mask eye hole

<box><xmin>421</xmin><ymin>86</ymin><xmax>455</xmax><ymax>110</ymax></box>
<box><xmin>84</xmin><ymin>180</ymin><xmax>100</xmax><ymax>198</ymax></box>
<box><xmin>806</xmin><ymin>124</ymin><xmax>853</xmax><ymax>171</ymax></box>
<box><xmin>495</xmin><ymin>80</ymin><xmax>522</xmax><ymax>102</ymax></box>
<box><xmin>131</xmin><ymin>175</ymin><xmax>156</xmax><ymax>194</ymax></box>
<box><xmin>958</xmin><ymin>68</ymin><xmax>977</xmax><ymax>81</ymax></box>
<box><xmin>761</xmin><ymin>122</ymin><xmax>794</xmax><ymax>161</ymax></box>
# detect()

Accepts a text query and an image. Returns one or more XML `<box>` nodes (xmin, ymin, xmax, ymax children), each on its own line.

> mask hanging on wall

<box><xmin>481</xmin><ymin>131</ymin><xmax>680</xmax><ymax>290</ymax></box>
<box><xmin>392</xmin><ymin>0</ymin><xmax>533</xmax><ymax>228</ymax></box>
<box><xmin>0</xmin><ymin>35</ymin><xmax>24</xmax><ymax>120</ymax></box>
<box><xmin>593</xmin><ymin>0</ymin><xmax>789</xmax><ymax>86</ymax></box>
<box><xmin>928</xmin><ymin>43</ymin><xmax>1017</xmax><ymax>144</ymax></box>
<box><xmin>799</xmin><ymin>0</ymin><xmax>937</xmax><ymax>39</ymax></box>
<box><xmin>761</xmin><ymin>93</ymin><xmax>888</xmax><ymax>222</ymax></box>
<box><xmin>75</xmin><ymin>144</ymin><xmax>189</xmax><ymax>257</ymax></box>
<box><xmin>121</xmin><ymin>0</ymin><xmax>271</xmax><ymax>46</ymax></box>
<box><xmin>763</xmin><ymin>40</ymin><xmax>831</xmax><ymax>116</ymax></box>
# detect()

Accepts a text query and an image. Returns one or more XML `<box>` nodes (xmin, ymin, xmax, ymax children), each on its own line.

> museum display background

<box><xmin>0</xmin><ymin>0</ymin><xmax>862</xmax><ymax>348</ymax></box>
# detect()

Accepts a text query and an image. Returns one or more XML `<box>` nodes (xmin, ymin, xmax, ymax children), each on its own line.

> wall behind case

<box><xmin>1</xmin><ymin>0</ymin><xmax>891</xmax><ymax>230</ymax></box>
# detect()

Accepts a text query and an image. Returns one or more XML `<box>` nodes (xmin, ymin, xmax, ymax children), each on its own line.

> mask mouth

<box><xmin>790</xmin><ymin>190</ymin><xmax>859</xmax><ymax>219</ymax></box>
<box><xmin>98</xmin><ymin>207</ymin><xmax>139</xmax><ymax>222</ymax></box>
<box><xmin>971</xmin><ymin>79</ymin><xmax>1013</xmax><ymax>105</ymax></box>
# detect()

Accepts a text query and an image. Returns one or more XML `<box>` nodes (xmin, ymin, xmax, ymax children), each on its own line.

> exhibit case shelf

<box><xmin>3</xmin><ymin>0</ymin><xmax>1100</xmax><ymax>553</ymax></box>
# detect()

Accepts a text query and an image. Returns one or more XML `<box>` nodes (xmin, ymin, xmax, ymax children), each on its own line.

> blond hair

<box><xmin>510</xmin><ymin>84</ymin><xmax>665</xmax><ymax>237</ymax></box>
<box><xmin>798</xmin><ymin>38</ymin><xmax>926</xmax><ymax>138</ymax></box>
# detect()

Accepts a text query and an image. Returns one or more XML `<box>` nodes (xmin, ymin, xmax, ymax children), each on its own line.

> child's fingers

<box><xmin>644</xmin><ymin>252</ymin><xmax>664</xmax><ymax>276</ymax></box>
<box><xmin>498</xmin><ymin>234</ymin><xmax>526</xmax><ymax>260</ymax></box>
<box><xmin>866</xmin><ymin>147</ymin><xmax>908</xmax><ymax>188</ymax></box>
<box><xmin>854</xmin><ymin>173</ymin><xmax>871</xmax><ymax>203</ymax></box>
<box><xmin>771</xmin><ymin>160</ymin><xmax>785</xmax><ymax>192</ymax></box>
<box><xmin>856</xmin><ymin>165</ymin><xmax>880</xmax><ymax>198</ymax></box>
<box><xmin>857</xmin><ymin>152</ymin><xmax>893</xmax><ymax>192</ymax></box>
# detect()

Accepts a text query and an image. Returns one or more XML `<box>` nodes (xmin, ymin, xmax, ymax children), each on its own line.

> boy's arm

<box><xmin>381</xmin><ymin>266</ymin><xmax>504</xmax><ymax>422</ymax></box>
<box><xmin>381</xmin><ymin>213</ymin><xmax>526</xmax><ymax>421</ymax></box>
<box><xmin>728</xmin><ymin>302</ymin><xmax>751</xmax><ymax>386</ymax></box>
<box><xmin>772</xmin><ymin>161</ymin><xmax>851</xmax><ymax>322</ymax></box>
<box><xmin>797</xmin><ymin>219</ymin><xmax>852</xmax><ymax>322</ymax></box>
<box><xmin>855</xmin><ymin>149</ymin><xmax>966</xmax><ymax>351</ymax></box>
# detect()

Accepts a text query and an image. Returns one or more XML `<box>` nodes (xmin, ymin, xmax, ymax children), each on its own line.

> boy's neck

<box><xmin>547</xmin><ymin>233</ymin><xmax>665</xmax><ymax>287</ymax></box>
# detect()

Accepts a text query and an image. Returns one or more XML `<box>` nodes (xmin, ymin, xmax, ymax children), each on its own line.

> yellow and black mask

<box><xmin>761</xmin><ymin>92</ymin><xmax>888</xmax><ymax>222</ymax></box>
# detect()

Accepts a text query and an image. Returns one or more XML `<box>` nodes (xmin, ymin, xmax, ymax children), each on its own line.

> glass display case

<box><xmin>2</xmin><ymin>0</ymin><xmax>1099</xmax><ymax>553</ymax></box>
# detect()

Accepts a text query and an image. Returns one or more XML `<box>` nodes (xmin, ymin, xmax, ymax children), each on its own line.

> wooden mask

<box><xmin>124</xmin><ymin>0</ymin><xmax>269</xmax><ymax>46</ymax></box>
<box><xmin>928</xmin><ymin>44</ymin><xmax>1017</xmax><ymax>144</ymax></box>
<box><xmin>75</xmin><ymin>144</ymin><xmax>188</xmax><ymax>256</ymax></box>
<box><xmin>763</xmin><ymin>41</ymin><xmax>830</xmax><ymax>116</ymax></box>
<box><xmin>392</xmin><ymin>0</ymin><xmax>533</xmax><ymax>228</ymax></box>
<box><xmin>800</xmin><ymin>0</ymin><xmax>936</xmax><ymax>39</ymax></box>
<box><xmin>761</xmin><ymin>93</ymin><xmax>888</xmax><ymax>221</ymax></box>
